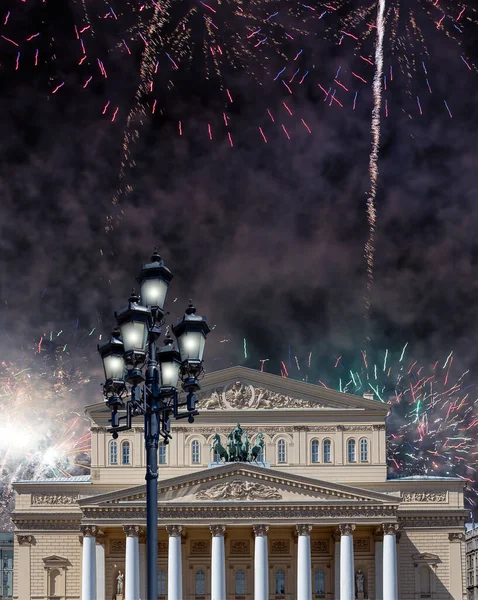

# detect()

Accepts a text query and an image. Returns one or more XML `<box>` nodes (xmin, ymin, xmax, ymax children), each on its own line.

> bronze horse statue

<box><xmin>249</xmin><ymin>433</ymin><xmax>265</xmax><ymax>462</ymax></box>
<box><xmin>212</xmin><ymin>433</ymin><xmax>228</xmax><ymax>462</ymax></box>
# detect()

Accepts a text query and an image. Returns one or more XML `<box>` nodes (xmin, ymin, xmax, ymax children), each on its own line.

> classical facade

<box><xmin>12</xmin><ymin>366</ymin><xmax>467</xmax><ymax>599</ymax></box>
<box><xmin>466</xmin><ymin>526</ymin><xmax>478</xmax><ymax>599</ymax></box>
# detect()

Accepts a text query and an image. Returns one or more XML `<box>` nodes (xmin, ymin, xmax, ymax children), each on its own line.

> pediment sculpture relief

<box><xmin>198</xmin><ymin>381</ymin><xmax>326</xmax><ymax>410</ymax></box>
<box><xmin>195</xmin><ymin>479</ymin><xmax>282</xmax><ymax>501</ymax></box>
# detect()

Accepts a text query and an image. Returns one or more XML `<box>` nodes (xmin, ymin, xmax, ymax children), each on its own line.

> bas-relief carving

<box><xmin>110</xmin><ymin>540</ymin><xmax>126</xmax><ymax>553</ymax></box>
<box><xmin>191</xmin><ymin>540</ymin><xmax>210</xmax><ymax>554</ymax></box>
<box><xmin>402</xmin><ymin>491</ymin><xmax>447</xmax><ymax>503</ymax></box>
<box><xmin>158</xmin><ymin>541</ymin><xmax>168</xmax><ymax>553</ymax></box>
<box><xmin>32</xmin><ymin>493</ymin><xmax>79</xmax><ymax>505</ymax></box>
<box><xmin>230</xmin><ymin>540</ymin><xmax>250</xmax><ymax>554</ymax></box>
<box><xmin>197</xmin><ymin>381</ymin><xmax>327</xmax><ymax>410</ymax></box>
<box><xmin>271</xmin><ymin>540</ymin><xmax>290</xmax><ymax>554</ymax></box>
<box><xmin>311</xmin><ymin>540</ymin><xmax>329</xmax><ymax>554</ymax></box>
<box><xmin>195</xmin><ymin>480</ymin><xmax>282</xmax><ymax>501</ymax></box>
<box><xmin>353</xmin><ymin>538</ymin><xmax>370</xmax><ymax>552</ymax></box>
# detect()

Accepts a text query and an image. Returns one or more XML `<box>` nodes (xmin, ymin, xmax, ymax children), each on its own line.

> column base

<box><xmin>116</xmin><ymin>595</ymin><xmax>124</xmax><ymax>600</ymax></box>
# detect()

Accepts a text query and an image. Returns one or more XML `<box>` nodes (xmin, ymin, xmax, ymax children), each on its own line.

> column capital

<box><xmin>373</xmin><ymin>526</ymin><xmax>384</xmax><ymax>541</ymax></box>
<box><xmin>332</xmin><ymin>528</ymin><xmax>341</xmax><ymax>543</ymax></box>
<box><xmin>139</xmin><ymin>530</ymin><xmax>147</xmax><ymax>544</ymax></box>
<box><xmin>296</xmin><ymin>524</ymin><xmax>313</xmax><ymax>536</ymax></box>
<box><xmin>210</xmin><ymin>524</ymin><xmax>226</xmax><ymax>537</ymax></box>
<box><xmin>253</xmin><ymin>524</ymin><xmax>269</xmax><ymax>537</ymax></box>
<box><xmin>80</xmin><ymin>525</ymin><xmax>98</xmax><ymax>538</ymax></box>
<box><xmin>166</xmin><ymin>524</ymin><xmax>183</xmax><ymax>537</ymax></box>
<box><xmin>448</xmin><ymin>532</ymin><xmax>465</xmax><ymax>542</ymax></box>
<box><xmin>382</xmin><ymin>523</ymin><xmax>399</xmax><ymax>536</ymax></box>
<box><xmin>338</xmin><ymin>523</ymin><xmax>355</xmax><ymax>536</ymax></box>
<box><xmin>96</xmin><ymin>529</ymin><xmax>107</xmax><ymax>545</ymax></box>
<box><xmin>123</xmin><ymin>524</ymin><xmax>141</xmax><ymax>537</ymax></box>
<box><xmin>16</xmin><ymin>534</ymin><xmax>35</xmax><ymax>546</ymax></box>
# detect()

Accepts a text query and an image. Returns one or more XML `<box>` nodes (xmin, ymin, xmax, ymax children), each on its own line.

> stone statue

<box><xmin>116</xmin><ymin>571</ymin><xmax>124</xmax><ymax>595</ymax></box>
<box><xmin>355</xmin><ymin>569</ymin><xmax>364</xmax><ymax>594</ymax></box>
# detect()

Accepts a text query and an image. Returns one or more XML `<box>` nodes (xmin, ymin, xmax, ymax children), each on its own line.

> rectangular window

<box><xmin>159</xmin><ymin>444</ymin><xmax>167</xmax><ymax>464</ymax></box>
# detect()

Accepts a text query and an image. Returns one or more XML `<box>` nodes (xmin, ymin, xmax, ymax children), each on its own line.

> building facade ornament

<box><xmin>191</xmin><ymin>541</ymin><xmax>210</xmax><ymax>553</ymax></box>
<box><xmin>196</xmin><ymin>479</ymin><xmax>282</xmax><ymax>501</ymax></box>
<box><xmin>339</xmin><ymin>524</ymin><xmax>356</xmax><ymax>536</ymax></box>
<box><xmin>271</xmin><ymin>540</ymin><xmax>289</xmax><ymax>554</ymax></box>
<box><xmin>382</xmin><ymin>523</ymin><xmax>400</xmax><ymax>536</ymax></box>
<box><xmin>16</xmin><ymin>534</ymin><xmax>35</xmax><ymax>546</ymax></box>
<box><xmin>80</xmin><ymin>525</ymin><xmax>97</xmax><ymax>538</ymax></box>
<box><xmin>253</xmin><ymin>525</ymin><xmax>269</xmax><ymax>537</ymax></box>
<box><xmin>110</xmin><ymin>540</ymin><xmax>126</xmax><ymax>553</ymax></box>
<box><xmin>311</xmin><ymin>540</ymin><xmax>329</xmax><ymax>553</ymax></box>
<box><xmin>448</xmin><ymin>532</ymin><xmax>465</xmax><ymax>542</ymax></box>
<box><xmin>165</xmin><ymin>525</ymin><xmax>183</xmax><ymax>537</ymax></box>
<box><xmin>32</xmin><ymin>493</ymin><xmax>79</xmax><ymax>505</ymax></box>
<box><xmin>96</xmin><ymin>530</ymin><xmax>107</xmax><ymax>545</ymax></box>
<box><xmin>138</xmin><ymin>531</ymin><xmax>146</xmax><ymax>544</ymax></box>
<box><xmin>354</xmin><ymin>538</ymin><xmax>371</xmax><ymax>552</ymax></box>
<box><xmin>197</xmin><ymin>381</ymin><xmax>327</xmax><ymax>410</ymax></box>
<box><xmin>296</xmin><ymin>524</ymin><xmax>313</xmax><ymax>536</ymax></box>
<box><xmin>402</xmin><ymin>491</ymin><xmax>447</xmax><ymax>503</ymax></box>
<box><xmin>122</xmin><ymin>525</ymin><xmax>141</xmax><ymax>537</ymax></box>
<box><xmin>209</xmin><ymin>525</ymin><xmax>226</xmax><ymax>537</ymax></box>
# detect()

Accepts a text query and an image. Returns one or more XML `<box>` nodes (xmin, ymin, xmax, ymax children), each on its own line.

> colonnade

<box><xmin>81</xmin><ymin>522</ymin><xmax>399</xmax><ymax>600</ymax></box>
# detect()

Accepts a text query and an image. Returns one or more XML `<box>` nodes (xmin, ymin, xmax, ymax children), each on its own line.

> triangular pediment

<box><xmin>43</xmin><ymin>555</ymin><xmax>71</xmax><ymax>567</ymax></box>
<box><xmin>79</xmin><ymin>463</ymin><xmax>399</xmax><ymax>508</ymax></box>
<box><xmin>85</xmin><ymin>366</ymin><xmax>388</xmax><ymax>423</ymax></box>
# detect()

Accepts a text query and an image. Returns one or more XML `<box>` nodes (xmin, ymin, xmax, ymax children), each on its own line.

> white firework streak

<box><xmin>364</xmin><ymin>0</ymin><xmax>386</xmax><ymax>317</ymax></box>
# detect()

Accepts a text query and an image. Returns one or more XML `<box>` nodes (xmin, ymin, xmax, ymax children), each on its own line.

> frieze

<box><xmin>15</xmin><ymin>520</ymin><xmax>81</xmax><ymax>531</ymax></box>
<box><xmin>230</xmin><ymin>540</ymin><xmax>250</xmax><ymax>554</ymax></box>
<box><xmin>32</xmin><ymin>493</ymin><xmax>79</xmax><ymax>505</ymax></box>
<box><xmin>343</xmin><ymin>426</ymin><xmax>374</xmax><ymax>432</ymax></box>
<box><xmin>354</xmin><ymin>538</ymin><xmax>370</xmax><ymax>552</ymax></box>
<box><xmin>311</xmin><ymin>540</ymin><xmax>329</xmax><ymax>553</ymax></box>
<box><xmin>399</xmin><ymin>517</ymin><xmax>466</xmax><ymax>528</ymax></box>
<box><xmin>402</xmin><ymin>491</ymin><xmax>447</xmax><ymax>503</ymax></box>
<box><xmin>110</xmin><ymin>540</ymin><xmax>126</xmax><ymax>553</ymax></box>
<box><xmin>196</xmin><ymin>381</ymin><xmax>327</xmax><ymax>411</ymax></box>
<box><xmin>196</xmin><ymin>480</ymin><xmax>282</xmax><ymax>501</ymax></box>
<box><xmin>271</xmin><ymin>540</ymin><xmax>290</xmax><ymax>554</ymax></box>
<box><xmin>191</xmin><ymin>540</ymin><xmax>210</xmax><ymax>553</ymax></box>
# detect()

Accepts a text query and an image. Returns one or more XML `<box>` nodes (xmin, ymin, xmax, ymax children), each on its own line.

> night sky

<box><xmin>0</xmin><ymin>0</ymin><xmax>477</xmax><ymax>390</ymax></box>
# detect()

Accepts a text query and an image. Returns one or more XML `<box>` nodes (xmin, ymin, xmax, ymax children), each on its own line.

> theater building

<box><xmin>12</xmin><ymin>366</ymin><xmax>467</xmax><ymax>599</ymax></box>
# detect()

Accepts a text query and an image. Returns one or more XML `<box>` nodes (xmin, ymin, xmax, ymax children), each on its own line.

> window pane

<box><xmin>360</xmin><ymin>439</ymin><xmax>368</xmax><ymax>462</ymax></box>
<box><xmin>158</xmin><ymin>570</ymin><xmax>166</xmax><ymax>594</ymax></box>
<box><xmin>278</xmin><ymin>440</ymin><xmax>287</xmax><ymax>463</ymax></box>
<box><xmin>275</xmin><ymin>569</ymin><xmax>285</xmax><ymax>594</ymax></box>
<box><xmin>323</xmin><ymin>440</ymin><xmax>331</xmax><ymax>463</ymax></box>
<box><xmin>159</xmin><ymin>443</ymin><xmax>167</xmax><ymax>464</ymax></box>
<box><xmin>195</xmin><ymin>569</ymin><xmax>206</xmax><ymax>595</ymax></box>
<box><xmin>347</xmin><ymin>439</ymin><xmax>356</xmax><ymax>463</ymax></box>
<box><xmin>192</xmin><ymin>440</ymin><xmax>200</xmax><ymax>464</ymax></box>
<box><xmin>315</xmin><ymin>569</ymin><xmax>325</xmax><ymax>594</ymax></box>
<box><xmin>311</xmin><ymin>440</ymin><xmax>319</xmax><ymax>463</ymax></box>
<box><xmin>122</xmin><ymin>441</ymin><xmax>130</xmax><ymax>465</ymax></box>
<box><xmin>235</xmin><ymin>570</ymin><xmax>246</xmax><ymax>594</ymax></box>
<box><xmin>420</xmin><ymin>566</ymin><xmax>431</xmax><ymax>594</ymax></box>
<box><xmin>110</xmin><ymin>441</ymin><xmax>118</xmax><ymax>465</ymax></box>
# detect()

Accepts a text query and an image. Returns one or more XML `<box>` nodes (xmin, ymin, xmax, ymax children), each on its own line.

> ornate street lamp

<box><xmin>98</xmin><ymin>251</ymin><xmax>210</xmax><ymax>600</ymax></box>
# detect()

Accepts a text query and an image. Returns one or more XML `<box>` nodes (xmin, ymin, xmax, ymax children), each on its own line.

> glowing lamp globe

<box><xmin>157</xmin><ymin>331</ymin><xmax>181</xmax><ymax>389</ymax></box>
<box><xmin>137</xmin><ymin>249</ymin><xmax>173</xmax><ymax>314</ymax></box>
<box><xmin>172</xmin><ymin>301</ymin><xmax>210</xmax><ymax>366</ymax></box>
<box><xmin>97</xmin><ymin>330</ymin><xmax>125</xmax><ymax>382</ymax></box>
<box><xmin>114</xmin><ymin>291</ymin><xmax>151</xmax><ymax>362</ymax></box>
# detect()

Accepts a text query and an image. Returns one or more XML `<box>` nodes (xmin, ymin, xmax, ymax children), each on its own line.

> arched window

<box><xmin>122</xmin><ymin>441</ymin><xmax>130</xmax><ymax>465</ymax></box>
<box><xmin>311</xmin><ymin>439</ymin><xmax>320</xmax><ymax>463</ymax></box>
<box><xmin>49</xmin><ymin>569</ymin><xmax>60</xmax><ymax>596</ymax></box>
<box><xmin>277</xmin><ymin>439</ymin><xmax>287</xmax><ymax>463</ymax></box>
<box><xmin>347</xmin><ymin>439</ymin><xmax>356</xmax><ymax>463</ymax></box>
<box><xmin>195</xmin><ymin>569</ymin><xmax>206</xmax><ymax>595</ymax></box>
<box><xmin>360</xmin><ymin>438</ymin><xmax>369</xmax><ymax>462</ymax></box>
<box><xmin>159</xmin><ymin>442</ymin><xmax>167</xmax><ymax>464</ymax></box>
<box><xmin>420</xmin><ymin>565</ymin><xmax>431</xmax><ymax>596</ymax></box>
<box><xmin>109</xmin><ymin>440</ymin><xmax>118</xmax><ymax>465</ymax></box>
<box><xmin>323</xmin><ymin>439</ymin><xmax>332</xmax><ymax>463</ymax></box>
<box><xmin>275</xmin><ymin>569</ymin><xmax>286</xmax><ymax>594</ymax></box>
<box><xmin>314</xmin><ymin>569</ymin><xmax>325</xmax><ymax>594</ymax></box>
<box><xmin>192</xmin><ymin>440</ymin><xmax>201</xmax><ymax>464</ymax></box>
<box><xmin>158</xmin><ymin>570</ymin><xmax>167</xmax><ymax>595</ymax></box>
<box><xmin>235</xmin><ymin>569</ymin><xmax>246</xmax><ymax>594</ymax></box>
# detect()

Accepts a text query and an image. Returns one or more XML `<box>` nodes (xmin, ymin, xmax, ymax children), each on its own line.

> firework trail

<box><xmin>364</xmin><ymin>0</ymin><xmax>386</xmax><ymax>323</ymax></box>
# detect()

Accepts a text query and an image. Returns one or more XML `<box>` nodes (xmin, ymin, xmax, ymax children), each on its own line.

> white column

<box><xmin>166</xmin><ymin>525</ymin><xmax>183</xmax><ymax>600</ymax></box>
<box><xmin>296</xmin><ymin>525</ymin><xmax>312</xmax><ymax>600</ymax></box>
<box><xmin>374</xmin><ymin>528</ymin><xmax>383</xmax><ymax>600</ymax></box>
<box><xmin>139</xmin><ymin>532</ymin><xmax>147</xmax><ymax>600</ymax></box>
<box><xmin>339</xmin><ymin>523</ymin><xmax>355</xmax><ymax>600</ymax></box>
<box><xmin>210</xmin><ymin>525</ymin><xmax>226</xmax><ymax>600</ymax></box>
<box><xmin>382</xmin><ymin>524</ymin><xmax>399</xmax><ymax>600</ymax></box>
<box><xmin>96</xmin><ymin>531</ymin><xmax>106</xmax><ymax>600</ymax></box>
<box><xmin>81</xmin><ymin>525</ymin><xmax>97</xmax><ymax>600</ymax></box>
<box><xmin>334</xmin><ymin>530</ymin><xmax>341</xmax><ymax>599</ymax></box>
<box><xmin>253</xmin><ymin>524</ymin><xmax>269</xmax><ymax>600</ymax></box>
<box><xmin>124</xmin><ymin>525</ymin><xmax>140</xmax><ymax>600</ymax></box>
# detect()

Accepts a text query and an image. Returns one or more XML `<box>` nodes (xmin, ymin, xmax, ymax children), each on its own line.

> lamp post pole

<box><xmin>98</xmin><ymin>251</ymin><xmax>210</xmax><ymax>600</ymax></box>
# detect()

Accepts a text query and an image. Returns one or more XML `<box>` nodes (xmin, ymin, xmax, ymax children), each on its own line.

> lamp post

<box><xmin>98</xmin><ymin>250</ymin><xmax>210</xmax><ymax>600</ymax></box>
